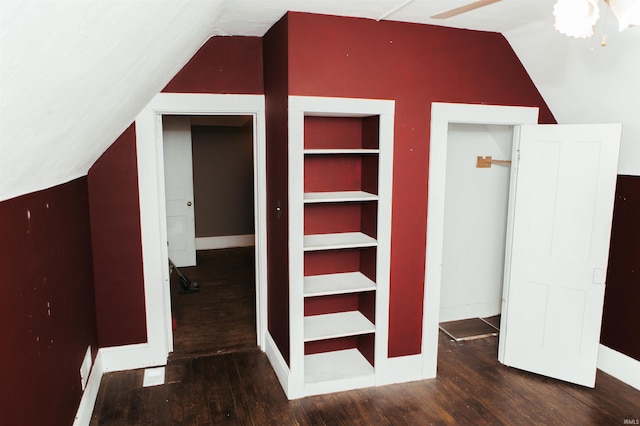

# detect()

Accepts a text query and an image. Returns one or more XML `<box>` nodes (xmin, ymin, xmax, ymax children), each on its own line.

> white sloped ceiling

<box><xmin>1</xmin><ymin>0</ymin><xmax>638</xmax><ymax>201</ymax></box>
<box><xmin>0</xmin><ymin>0</ymin><xmax>223</xmax><ymax>201</ymax></box>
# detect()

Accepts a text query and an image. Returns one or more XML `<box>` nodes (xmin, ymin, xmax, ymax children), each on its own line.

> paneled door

<box><xmin>499</xmin><ymin>123</ymin><xmax>621</xmax><ymax>387</ymax></box>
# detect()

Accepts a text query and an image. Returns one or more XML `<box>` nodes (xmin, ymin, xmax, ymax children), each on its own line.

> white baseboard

<box><xmin>100</xmin><ymin>343</ymin><xmax>159</xmax><ymax>373</ymax></box>
<box><xmin>439</xmin><ymin>301</ymin><xmax>501</xmax><ymax>322</ymax></box>
<box><xmin>73</xmin><ymin>343</ymin><xmax>165</xmax><ymax>426</ymax></box>
<box><xmin>195</xmin><ymin>234</ymin><xmax>255</xmax><ymax>250</ymax></box>
<box><xmin>73</xmin><ymin>351</ymin><xmax>105</xmax><ymax>426</ymax></box>
<box><xmin>597</xmin><ymin>344</ymin><xmax>640</xmax><ymax>391</ymax></box>
<box><xmin>265</xmin><ymin>332</ymin><xmax>291</xmax><ymax>397</ymax></box>
<box><xmin>378</xmin><ymin>354</ymin><xmax>426</xmax><ymax>386</ymax></box>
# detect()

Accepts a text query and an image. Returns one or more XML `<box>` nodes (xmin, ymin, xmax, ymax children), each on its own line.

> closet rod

<box><xmin>476</xmin><ymin>156</ymin><xmax>511</xmax><ymax>168</ymax></box>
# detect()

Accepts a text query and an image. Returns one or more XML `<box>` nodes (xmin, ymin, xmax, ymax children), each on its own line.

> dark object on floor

<box><xmin>440</xmin><ymin>317</ymin><xmax>498</xmax><ymax>341</ymax></box>
<box><xmin>169</xmin><ymin>258</ymin><xmax>200</xmax><ymax>293</ymax></box>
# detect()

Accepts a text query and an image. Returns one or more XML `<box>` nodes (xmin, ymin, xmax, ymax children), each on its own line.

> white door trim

<box><xmin>421</xmin><ymin>102</ymin><xmax>539</xmax><ymax>377</ymax></box>
<box><xmin>135</xmin><ymin>93</ymin><xmax>268</xmax><ymax>365</ymax></box>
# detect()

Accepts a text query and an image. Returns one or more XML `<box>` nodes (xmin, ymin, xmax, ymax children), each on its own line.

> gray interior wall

<box><xmin>191</xmin><ymin>123</ymin><xmax>255</xmax><ymax>238</ymax></box>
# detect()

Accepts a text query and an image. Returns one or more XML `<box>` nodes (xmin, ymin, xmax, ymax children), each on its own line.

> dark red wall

<box><xmin>90</xmin><ymin>37</ymin><xmax>265</xmax><ymax>349</ymax></box>
<box><xmin>286</xmin><ymin>12</ymin><xmax>556</xmax><ymax>357</ymax></box>
<box><xmin>263</xmin><ymin>15</ymin><xmax>291</xmax><ymax>364</ymax></box>
<box><xmin>88</xmin><ymin>124</ymin><xmax>147</xmax><ymax>347</ymax></box>
<box><xmin>601</xmin><ymin>175</ymin><xmax>640</xmax><ymax>361</ymax></box>
<box><xmin>0</xmin><ymin>178</ymin><xmax>98</xmax><ymax>425</ymax></box>
<box><xmin>163</xmin><ymin>36</ymin><xmax>263</xmax><ymax>94</ymax></box>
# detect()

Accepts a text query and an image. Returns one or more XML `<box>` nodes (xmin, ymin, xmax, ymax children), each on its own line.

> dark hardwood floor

<box><xmin>170</xmin><ymin>247</ymin><xmax>257</xmax><ymax>358</ymax></box>
<box><xmin>91</xmin><ymin>248</ymin><xmax>639</xmax><ymax>424</ymax></box>
<box><xmin>91</xmin><ymin>336</ymin><xmax>640</xmax><ymax>424</ymax></box>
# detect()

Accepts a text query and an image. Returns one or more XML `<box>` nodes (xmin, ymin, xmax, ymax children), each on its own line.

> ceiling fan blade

<box><xmin>430</xmin><ymin>0</ymin><xmax>503</xmax><ymax>19</ymax></box>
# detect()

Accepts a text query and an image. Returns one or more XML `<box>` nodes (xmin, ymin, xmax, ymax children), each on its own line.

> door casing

<box><xmin>135</xmin><ymin>93</ymin><xmax>267</xmax><ymax>365</ymax></box>
<box><xmin>422</xmin><ymin>102</ymin><xmax>539</xmax><ymax>377</ymax></box>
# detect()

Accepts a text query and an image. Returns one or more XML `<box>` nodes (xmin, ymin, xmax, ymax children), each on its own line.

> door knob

<box><xmin>187</xmin><ymin>201</ymin><xmax>192</xmax><ymax>207</ymax></box>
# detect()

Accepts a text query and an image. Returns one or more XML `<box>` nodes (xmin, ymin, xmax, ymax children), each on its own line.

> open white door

<box><xmin>163</xmin><ymin>116</ymin><xmax>197</xmax><ymax>267</ymax></box>
<box><xmin>499</xmin><ymin>123</ymin><xmax>621</xmax><ymax>387</ymax></box>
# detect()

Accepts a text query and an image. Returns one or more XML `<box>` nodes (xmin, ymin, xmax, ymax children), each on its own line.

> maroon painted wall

<box><xmin>601</xmin><ymin>175</ymin><xmax>640</xmax><ymax>361</ymax></box>
<box><xmin>263</xmin><ymin>15</ymin><xmax>291</xmax><ymax>364</ymax></box>
<box><xmin>0</xmin><ymin>178</ymin><xmax>98</xmax><ymax>425</ymax></box>
<box><xmin>163</xmin><ymin>36</ymin><xmax>263</xmax><ymax>94</ymax></box>
<box><xmin>285</xmin><ymin>12</ymin><xmax>556</xmax><ymax>357</ymax></box>
<box><xmin>88</xmin><ymin>124</ymin><xmax>147</xmax><ymax>347</ymax></box>
<box><xmin>90</xmin><ymin>37</ymin><xmax>264</xmax><ymax>349</ymax></box>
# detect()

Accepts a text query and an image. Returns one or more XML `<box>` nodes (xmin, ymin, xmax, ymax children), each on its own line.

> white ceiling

<box><xmin>1</xmin><ymin>0</ymin><xmax>639</xmax><ymax>201</ymax></box>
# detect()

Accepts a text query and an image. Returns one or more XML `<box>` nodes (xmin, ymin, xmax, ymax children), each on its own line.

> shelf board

<box><xmin>304</xmin><ymin>149</ymin><xmax>379</xmax><ymax>155</ymax></box>
<box><xmin>304</xmin><ymin>311</ymin><xmax>375</xmax><ymax>342</ymax></box>
<box><xmin>304</xmin><ymin>349</ymin><xmax>374</xmax><ymax>386</ymax></box>
<box><xmin>304</xmin><ymin>272</ymin><xmax>376</xmax><ymax>297</ymax></box>
<box><xmin>304</xmin><ymin>191</ymin><xmax>378</xmax><ymax>203</ymax></box>
<box><xmin>303</xmin><ymin>232</ymin><xmax>377</xmax><ymax>251</ymax></box>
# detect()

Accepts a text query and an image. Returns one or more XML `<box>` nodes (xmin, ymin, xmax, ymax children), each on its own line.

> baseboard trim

<box><xmin>265</xmin><ymin>332</ymin><xmax>291</xmax><ymax>397</ymax></box>
<box><xmin>195</xmin><ymin>234</ymin><xmax>255</xmax><ymax>250</ymax></box>
<box><xmin>597</xmin><ymin>344</ymin><xmax>640</xmax><ymax>391</ymax></box>
<box><xmin>100</xmin><ymin>343</ymin><xmax>158</xmax><ymax>373</ymax></box>
<box><xmin>378</xmin><ymin>354</ymin><xmax>426</xmax><ymax>386</ymax></box>
<box><xmin>73</xmin><ymin>351</ymin><xmax>105</xmax><ymax>426</ymax></box>
<box><xmin>439</xmin><ymin>301</ymin><xmax>501</xmax><ymax>323</ymax></box>
<box><xmin>73</xmin><ymin>343</ymin><xmax>165</xmax><ymax>425</ymax></box>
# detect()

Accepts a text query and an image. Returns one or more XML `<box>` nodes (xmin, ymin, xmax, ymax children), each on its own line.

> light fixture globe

<box><xmin>608</xmin><ymin>0</ymin><xmax>640</xmax><ymax>31</ymax></box>
<box><xmin>553</xmin><ymin>0</ymin><xmax>601</xmax><ymax>38</ymax></box>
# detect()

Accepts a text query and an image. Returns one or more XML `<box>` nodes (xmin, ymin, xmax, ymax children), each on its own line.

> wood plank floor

<box><xmin>170</xmin><ymin>247</ymin><xmax>257</xmax><ymax>358</ymax></box>
<box><xmin>91</xmin><ymin>331</ymin><xmax>640</xmax><ymax>425</ymax></box>
<box><xmin>92</xmin><ymin>248</ymin><xmax>639</xmax><ymax>424</ymax></box>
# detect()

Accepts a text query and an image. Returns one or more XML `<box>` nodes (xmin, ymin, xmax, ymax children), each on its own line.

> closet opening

<box><xmin>438</xmin><ymin>123</ymin><xmax>514</xmax><ymax>346</ymax></box>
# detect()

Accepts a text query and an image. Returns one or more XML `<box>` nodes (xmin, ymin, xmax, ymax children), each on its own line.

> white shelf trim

<box><xmin>304</xmin><ymin>311</ymin><xmax>375</xmax><ymax>342</ymax></box>
<box><xmin>303</xmin><ymin>232</ymin><xmax>377</xmax><ymax>251</ymax></box>
<box><xmin>304</xmin><ymin>272</ymin><xmax>376</xmax><ymax>297</ymax></box>
<box><xmin>286</xmin><ymin>96</ymin><xmax>395</xmax><ymax>399</ymax></box>
<box><xmin>304</xmin><ymin>191</ymin><xmax>378</xmax><ymax>203</ymax></box>
<box><xmin>304</xmin><ymin>149</ymin><xmax>380</xmax><ymax>155</ymax></box>
<box><xmin>304</xmin><ymin>349</ymin><xmax>374</xmax><ymax>385</ymax></box>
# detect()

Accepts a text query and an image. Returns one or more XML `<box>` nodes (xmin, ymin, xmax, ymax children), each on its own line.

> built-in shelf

<box><xmin>304</xmin><ymin>149</ymin><xmax>380</xmax><ymax>155</ymax></box>
<box><xmin>303</xmin><ymin>232</ymin><xmax>377</xmax><ymax>251</ymax></box>
<box><xmin>304</xmin><ymin>311</ymin><xmax>375</xmax><ymax>342</ymax></box>
<box><xmin>304</xmin><ymin>349</ymin><xmax>374</xmax><ymax>385</ymax></box>
<box><xmin>304</xmin><ymin>272</ymin><xmax>376</xmax><ymax>297</ymax></box>
<box><xmin>285</xmin><ymin>96</ymin><xmax>394</xmax><ymax>399</ymax></box>
<box><xmin>304</xmin><ymin>191</ymin><xmax>378</xmax><ymax>204</ymax></box>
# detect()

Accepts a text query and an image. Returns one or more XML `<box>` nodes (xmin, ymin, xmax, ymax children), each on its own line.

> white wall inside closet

<box><xmin>440</xmin><ymin>123</ymin><xmax>513</xmax><ymax>322</ymax></box>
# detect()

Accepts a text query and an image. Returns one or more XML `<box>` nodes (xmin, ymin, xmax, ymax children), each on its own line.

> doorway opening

<box><xmin>135</xmin><ymin>93</ymin><xmax>267</xmax><ymax>367</ymax></box>
<box><xmin>438</xmin><ymin>123</ymin><xmax>514</xmax><ymax>343</ymax></box>
<box><xmin>162</xmin><ymin>114</ymin><xmax>257</xmax><ymax>357</ymax></box>
<box><xmin>421</xmin><ymin>102</ymin><xmax>539</xmax><ymax>377</ymax></box>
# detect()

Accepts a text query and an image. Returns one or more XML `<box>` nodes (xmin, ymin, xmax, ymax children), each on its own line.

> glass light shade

<box><xmin>553</xmin><ymin>0</ymin><xmax>601</xmax><ymax>38</ymax></box>
<box><xmin>608</xmin><ymin>0</ymin><xmax>640</xmax><ymax>31</ymax></box>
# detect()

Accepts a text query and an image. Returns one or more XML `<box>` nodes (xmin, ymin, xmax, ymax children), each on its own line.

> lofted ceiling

<box><xmin>1</xmin><ymin>0</ymin><xmax>639</xmax><ymax>201</ymax></box>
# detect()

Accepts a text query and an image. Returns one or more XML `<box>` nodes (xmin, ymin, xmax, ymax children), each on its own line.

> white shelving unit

<box><xmin>304</xmin><ymin>311</ymin><xmax>375</xmax><ymax>342</ymax></box>
<box><xmin>287</xmin><ymin>96</ymin><xmax>395</xmax><ymax>398</ymax></box>
<box><xmin>304</xmin><ymin>272</ymin><xmax>376</xmax><ymax>297</ymax></box>
<box><xmin>303</xmin><ymin>149</ymin><xmax>380</xmax><ymax>155</ymax></box>
<box><xmin>303</xmin><ymin>232</ymin><xmax>377</xmax><ymax>251</ymax></box>
<box><xmin>304</xmin><ymin>349</ymin><xmax>375</xmax><ymax>390</ymax></box>
<box><xmin>304</xmin><ymin>191</ymin><xmax>378</xmax><ymax>203</ymax></box>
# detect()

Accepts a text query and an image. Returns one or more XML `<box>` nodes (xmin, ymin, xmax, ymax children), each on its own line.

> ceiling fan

<box><xmin>377</xmin><ymin>0</ymin><xmax>503</xmax><ymax>21</ymax></box>
<box><xmin>430</xmin><ymin>0</ymin><xmax>503</xmax><ymax>19</ymax></box>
